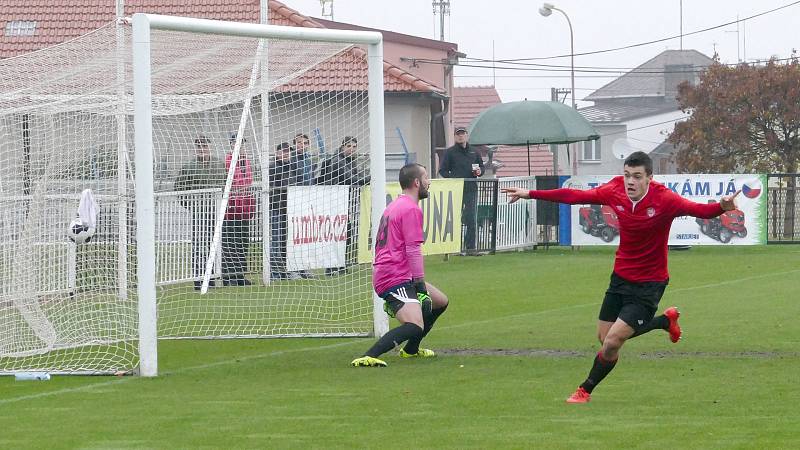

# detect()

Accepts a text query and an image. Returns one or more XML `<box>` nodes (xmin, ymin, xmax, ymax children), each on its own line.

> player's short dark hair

<box><xmin>341</xmin><ymin>136</ymin><xmax>357</xmax><ymax>147</ymax></box>
<box><xmin>293</xmin><ymin>133</ymin><xmax>309</xmax><ymax>144</ymax></box>
<box><xmin>399</xmin><ymin>163</ymin><xmax>426</xmax><ymax>189</ymax></box>
<box><xmin>276</xmin><ymin>142</ymin><xmax>291</xmax><ymax>152</ymax></box>
<box><xmin>624</xmin><ymin>151</ymin><xmax>653</xmax><ymax>175</ymax></box>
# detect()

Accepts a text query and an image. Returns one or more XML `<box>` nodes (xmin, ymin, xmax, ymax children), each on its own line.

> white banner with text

<box><xmin>286</xmin><ymin>186</ymin><xmax>349</xmax><ymax>270</ymax></box>
<box><xmin>563</xmin><ymin>174</ymin><xmax>767</xmax><ymax>246</ymax></box>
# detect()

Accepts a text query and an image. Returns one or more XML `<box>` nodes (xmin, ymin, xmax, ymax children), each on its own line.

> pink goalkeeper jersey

<box><xmin>373</xmin><ymin>195</ymin><xmax>425</xmax><ymax>294</ymax></box>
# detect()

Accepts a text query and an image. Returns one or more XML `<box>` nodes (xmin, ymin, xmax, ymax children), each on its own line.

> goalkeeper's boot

<box><xmin>664</xmin><ymin>306</ymin><xmax>681</xmax><ymax>343</ymax></box>
<box><xmin>351</xmin><ymin>356</ymin><xmax>387</xmax><ymax>367</ymax></box>
<box><xmin>399</xmin><ymin>348</ymin><xmax>436</xmax><ymax>358</ymax></box>
<box><xmin>565</xmin><ymin>387</ymin><xmax>591</xmax><ymax>404</ymax></box>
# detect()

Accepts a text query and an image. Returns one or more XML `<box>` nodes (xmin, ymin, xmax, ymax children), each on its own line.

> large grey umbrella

<box><xmin>468</xmin><ymin>100</ymin><xmax>599</xmax><ymax>175</ymax></box>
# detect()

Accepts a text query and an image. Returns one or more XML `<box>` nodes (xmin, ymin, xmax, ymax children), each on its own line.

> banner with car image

<box><xmin>561</xmin><ymin>174</ymin><xmax>767</xmax><ymax>246</ymax></box>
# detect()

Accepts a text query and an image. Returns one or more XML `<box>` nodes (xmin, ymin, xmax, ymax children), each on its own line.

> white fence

<box><xmin>154</xmin><ymin>189</ymin><xmax>224</xmax><ymax>286</ymax></box>
<box><xmin>0</xmin><ymin>188</ymin><xmax>228</xmax><ymax>297</ymax></box>
<box><xmin>495</xmin><ymin>176</ymin><xmax>537</xmax><ymax>251</ymax></box>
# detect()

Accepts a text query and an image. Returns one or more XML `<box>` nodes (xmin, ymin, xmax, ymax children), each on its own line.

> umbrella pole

<box><xmin>527</xmin><ymin>141</ymin><xmax>531</xmax><ymax>176</ymax></box>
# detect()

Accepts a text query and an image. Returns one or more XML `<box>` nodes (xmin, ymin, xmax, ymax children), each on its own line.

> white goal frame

<box><xmin>132</xmin><ymin>13</ymin><xmax>387</xmax><ymax>377</ymax></box>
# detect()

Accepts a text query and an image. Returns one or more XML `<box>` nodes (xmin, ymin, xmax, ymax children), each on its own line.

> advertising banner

<box><xmin>562</xmin><ymin>174</ymin><xmax>767</xmax><ymax>246</ymax></box>
<box><xmin>286</xmin><ymin>186</ymin><xmax>349</xmax><ymax>271</ymax></box>
<box><xmin>358</xmin><ymin>179</ymin><xmax>464</xmax><ymax>263</ymax></box>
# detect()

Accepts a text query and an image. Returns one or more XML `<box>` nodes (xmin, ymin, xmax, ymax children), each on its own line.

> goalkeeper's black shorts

<box><xmin>378</xmin><ymin>282</ymin><xmax>420</xmax><ymax>318</ymax></box>
<box><xmin>598</xmin><ymin>272</ymin><xmax>668</xmax><ymax>331</ymax></box>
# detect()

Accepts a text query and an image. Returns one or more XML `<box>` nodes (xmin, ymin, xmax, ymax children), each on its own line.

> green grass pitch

<box><xmin>1</xmin><ymin>245</ymin><xmax>798</xmax><ymax>448</ymax></box>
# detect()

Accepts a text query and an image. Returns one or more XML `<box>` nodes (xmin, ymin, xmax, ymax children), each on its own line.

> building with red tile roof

<box><xmin>0</xmin><ymin>0</ymin><xmax>456</xmax><ymax>175</ymax></box>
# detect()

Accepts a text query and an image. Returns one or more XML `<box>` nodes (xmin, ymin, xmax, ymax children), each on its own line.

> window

<box><xmin>5</xmin><ymin>21</ymin><xmax>37</xmax><ymax>36</ymax></box>
<box><xmin>582</xmin><ymin>139</ymin><xmax>601</xmax><ymax>161</ymax></box>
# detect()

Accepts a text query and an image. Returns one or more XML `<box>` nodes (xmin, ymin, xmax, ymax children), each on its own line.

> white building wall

<box><xmin>576</xmin><ymin>110</ymin><xmax>689</xmax><ymax>176</ymax></box>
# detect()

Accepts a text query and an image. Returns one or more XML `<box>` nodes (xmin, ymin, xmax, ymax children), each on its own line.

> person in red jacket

<box><xmin>502</xmin><ymin>151</ymin><xmax>740</xmax><ymax>404</ymax></box>
<box><xmin>222</xmin><ymin>133</ymin><xmax>255</xmax><ymax>286</ymax></box>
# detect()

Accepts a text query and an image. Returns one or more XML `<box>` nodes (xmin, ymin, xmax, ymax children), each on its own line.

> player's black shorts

<box><xmin>378</xmin><ymin>282</ymin><xmax>420</xmax><ymax>318</ymax></box>
<box><xmin>598</xmin><ymin>272</ymin><xmax>669</xmax><ymax>331</ymax></box>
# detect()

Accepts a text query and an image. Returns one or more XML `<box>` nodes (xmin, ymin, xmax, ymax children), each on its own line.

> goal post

<box><xmin>132</xmin><ymin>14</ymin><xmax>387</xmax><ymax>377</ymax></box>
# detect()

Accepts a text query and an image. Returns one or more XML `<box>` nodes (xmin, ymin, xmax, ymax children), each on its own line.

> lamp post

<box><xmin>539</xmin><ymin>2</ymin><xmax>577</xmax><ymax>175</ymax></box>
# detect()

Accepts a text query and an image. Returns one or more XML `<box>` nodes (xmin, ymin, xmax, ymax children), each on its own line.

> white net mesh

<box><xmin>0</xmin><ymin>21</ymin><xmax>375</xmax><ymax>373</ymax></box>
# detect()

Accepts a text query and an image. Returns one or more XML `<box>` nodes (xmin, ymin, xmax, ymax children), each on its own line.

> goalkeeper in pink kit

<box><xmin>352</xmin><ymin>163</ymin><xmax>450</xmax><ymax>367</ymax></box>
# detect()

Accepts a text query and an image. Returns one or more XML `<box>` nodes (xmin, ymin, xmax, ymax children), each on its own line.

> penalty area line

<box><xmin>668</xmin><ymin>268</ymin><xmax>800</xmax><ymax>293</ymax></box>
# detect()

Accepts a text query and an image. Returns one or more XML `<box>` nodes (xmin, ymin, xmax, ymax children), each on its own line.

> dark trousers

<box><xmin>326</xmin><ymin>190</ymin><xmax>359</xmax><ymax>276</ymax></box>
<box><xmin>222</xmin><ymin>217</ymin><xmax>250</xmax><ymax>281</ymax></box>
<box><xmin>270</xmin><ymin>208</ymin><xmax>287</xmax><ymax>275</ymax></box>
<box><xmin>462</xmin><ymin>184</ymin><xmax>478</xmax><ymax>251</ymax></box>
<box><xmin>191</xmin><ymin>210</ymin><xmax>215</xmax><ymax>281</ymax></box>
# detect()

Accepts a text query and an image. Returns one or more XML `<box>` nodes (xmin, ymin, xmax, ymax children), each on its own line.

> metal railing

<box><xmin>767</xmin><ymin>174</ymin><xmax>800</xmax><ymax>243</ymax></box>
<box><xmin>531</xmin><ymin>176</ymin><xmax>561</xmax><ymax>246</ymax></box>
<box><xmin>461</xmin><ymin>179</ymin><xmax>498</xmax><ymax>254</ymax></box>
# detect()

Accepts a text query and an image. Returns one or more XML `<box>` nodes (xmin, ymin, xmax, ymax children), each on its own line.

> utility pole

<box><xmin>679</xmin><ymin>0</ymin><xmax>683</xmax><ymax>50</ymax></box>
<box><xmin>549</xmin><ymin>88</ymin><xmax>569</xmax><ymax>175</ymax></box>
<box><xmin>725</xmin><ymin>14</ymin><xmax>741</xmax><ymax>62</ymax></box>
<box><xmin>432</xmin><ymin>0</ymin><xmax>450</xmax><ymax>41</ymax></box>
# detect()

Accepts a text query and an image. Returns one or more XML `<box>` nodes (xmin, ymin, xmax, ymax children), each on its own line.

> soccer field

<box><xmin>1</xmin><ymin>245</ymin><xmax>798</xmax><ymax>448</ymax></box>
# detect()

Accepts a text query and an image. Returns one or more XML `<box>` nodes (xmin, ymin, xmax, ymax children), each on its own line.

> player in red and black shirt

<box><xmin>502</xmin><ymin>151</ymin><xmax>741</xmax><ymax>403</ymax></box>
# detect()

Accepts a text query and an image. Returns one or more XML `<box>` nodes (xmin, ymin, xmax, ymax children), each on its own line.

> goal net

<box><xmin>0</xmin><ymin>15</ymin><xmax>386</xmax><ymax>375</ymax></box>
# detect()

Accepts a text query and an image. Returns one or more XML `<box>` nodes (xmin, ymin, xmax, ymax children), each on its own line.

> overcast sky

<box><xmin>289</xmin><ymin>0</ymin><xmax>799</xmax><ymax>106</ymax></box>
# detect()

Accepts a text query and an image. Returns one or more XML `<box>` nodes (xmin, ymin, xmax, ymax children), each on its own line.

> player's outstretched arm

<box><xmin>720</xmin><ymin>190</ymin><xmax>741</xmax><ymax>211</ymax></box>
<box><xmin>500</xmin><ymin>187</ymin><xmax>530</xmax><ymax>204</ymax></box>
<box><xmin>676</xmin><ymin>190</ymin><xmax>741</xmax><ymax>218</ymax></box>
<box><xmin>503</xmin><ymin>186</ymin><xmax>604</xmax><ymax>205</ymax></box>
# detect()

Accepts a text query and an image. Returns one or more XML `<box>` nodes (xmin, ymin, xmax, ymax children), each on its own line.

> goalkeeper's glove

<box><xmin>383</xmin><ymin>301</ymin><xmax>396</xmax><ymax>319</ymax></box>
<box><xmin>414</xmin><ymin>280</ymin><xmax>430</xmax><ymax>303</ymax></box>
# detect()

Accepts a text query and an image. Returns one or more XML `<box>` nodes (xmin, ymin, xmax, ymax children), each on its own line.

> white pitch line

<box><xmin>668</xmin><ymin>268</ymin><xmax>800</xmax><ymax>293</ymax></box>
<box><xmin>0</xmin><ymin>340</ymin><xmax>360</xmax><ymax>405</ymax></box>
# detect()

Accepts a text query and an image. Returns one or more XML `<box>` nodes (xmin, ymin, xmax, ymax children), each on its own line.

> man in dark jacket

<box><xmin>438</xmin><ymin>127</ymin><xmax>485</xmax><ymax>253</ymax></box>
<box><xmin>317</xmin><ymin>136</ymin><xmax>371</xmax><ymax>187</ymax></box>
<box><xmin>317</xmin><ymin>136</ymin><xmax>370</xmax><ymax>275</ymax></box>
<box><xmin>290</xmin><ymin>133</ymin><xmax>316</xmax><ymax>279</ymax></box>
<box><xmin>269</xmin><ymin>142</ymin><xmax>300</xmax><ymax>280</ymax></box>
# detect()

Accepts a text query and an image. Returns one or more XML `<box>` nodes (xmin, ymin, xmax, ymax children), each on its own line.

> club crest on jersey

<box><xmin>646</xmin><ymin>207</ymin><xmax>656</xmax><ymax>217</ymax></box>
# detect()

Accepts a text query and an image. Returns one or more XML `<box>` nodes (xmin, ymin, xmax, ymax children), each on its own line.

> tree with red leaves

<box><xmin>669</xmin><ymin>56</ymin><xmax>800</xmax><ymax>238</ymax></box>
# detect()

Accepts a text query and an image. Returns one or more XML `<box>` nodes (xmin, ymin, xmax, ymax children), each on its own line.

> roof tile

<box><xmin>0</xmin><ymin>0</ymin><xmax>439</xmax><ymax>94</ymax></box>
<box><xmin>493</xmin><ymin>146</ymin><xmax>554</xmax><ymax>177</ymax></box>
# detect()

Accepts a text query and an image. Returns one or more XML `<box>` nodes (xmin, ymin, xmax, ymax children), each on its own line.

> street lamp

<box><xmin>540</xmin><ymin>2</ymin><xmax>577</xmax><ymax>175</ymax></box>
<box><xmin>539</xmin><ymin>3</ymin><xmax>575</xmax><ymax>109</ymax></box>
